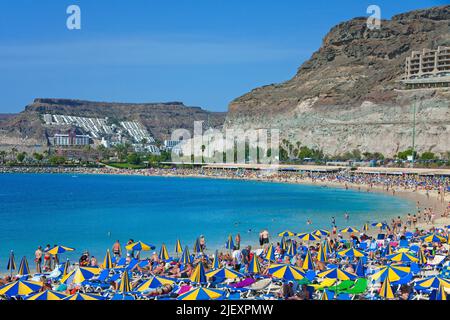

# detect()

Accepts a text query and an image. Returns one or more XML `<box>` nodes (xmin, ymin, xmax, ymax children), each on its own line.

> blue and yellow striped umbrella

<box><xmin>18</xmin><ymin>256</ymin><xmax>30</xmax><ymax>276</ymax></box>
<box><xmin>312</xmin><ymin>229</ymin><xmax>330</xmax><ymax>237</ymax></box>
<box><xmin>248</xmin><ymin>254</ymin><xmax>261</xmax><ymax>274</ymax></box>
<box><xmin>386</xmin><ymin>252</ymin><xmax>418</xmax><ymax>263</ymax></box>
<box><xmin>297</xmin><ymin>233</ymin><xmax>320</xmax><ymax>242</ymax></box>
<box><xmin>435</xmin><ymin>284</ymin><xmax>447</xmax><ymax>300</ymax></box>
<box><xmin>355</xmin><ymin>258</ymin><xmax>365</xmax><ymax>277</ymax></box>
<box><xmin>193</xmin><ymin>238</ymin><xmax>202</xmax><ymax>253</ymax></box>
<box><xmin>125</xmin><ymin>241</ymin><xmax>155</xmax><ymax>251</ymax></box>
<box><xmin>286</xmin><ymin>241</ymin><xmax>297</xmax><ymax>256</ymax></box>
<box><xmin>371</xmin><ymin>264</ymin><xmax>411</xmax><ymax>282</ymax></box>
<box><xmin>265</xmin><ymin>244</ymin><xmax>275</xmax><ymax>262</ymax></box>
<box><xmin>177</xmin><ymin>287</ymin><xmax>224</xmax><ymax>300</ymax></box>
<box><xmin>372</xmin><ymin>222</ymin><xmax>387</xmax><ymax>229</ymax></box>
<box><xmin>61</xmin><ymin>266</ymin><xmax>101</xmax><ymax>285</ymax></box>
<box><xmin>281</xmin><ymin>237</ymin><xmax>288</xmax><ymax>250</ymax></box>
<box><xmin>380</xmin><ymin>277</ymin><xmax>394</xmax><ymax>299</ymax></box>
<box><xmin>6</xmin><ymin>250</ymin><xmax>16</xmax><ymax>275</ymax></box>
<box><xmin>267</xmin><ymin>264</ymin><xmax>306</xmax><ymax>281</ymax></box>
<box><xmin>47</xmin><ymin>245</ymin><xmax>75</xmax><ymax>255</ymax></box>
<box><xmin>118</xmin><ymin>271</ymin><xmax>132</xmax><ymax>293</ymax></box>
<box><xmin>322</xmin><ymin>290</ymin><xmax>331</xmax><ymax>300</ymax></box>
<box><xmin>340</xmin><ymin>227</ymin><xmax>360</xmax><ymax>233</ymax></box>
<box><xmin>212</xmin><ymin>250</ymin><xmax>220</xmax><ymax>270</ymax></box>
<box><xmin>102</xmin><ymin>249</ymin><xmax>113</xmax><ymax>269</ymax></box>
<box><xmin>362</xmin><ymin>223</ymin><xmax>369</xmax><ymax>232</ymax></box>
<box><xmin>278</xmin><ymin>230</ymin><xmax>295</xmax><ymax>237</ymax></box>
<box><xmin>180</xmin><ymin>246</ymin><xmax>193</xmax><ymax>265</ymax></box>
<box><xmin>62</xmin><ymin>259</ymin><xmax>70</xmax><ymax>277</ymax></box>
<box><xmin>317</xmin><ymin>267</ymin><xmax>358</xmax><ymax>281</ymax></box>
<box><xmin>159</xmin><ymin>244</ymin><xmax>169</xmax><ymax>261</ymax></box>
<box><xmin>415</xmin><ymin>275</ymin><xmax>450</xmax><ymax>290</ymax></box>
<box><xmin>136</xmin><ymin>276</ymin><xmax>176</xmax><ymax>292</ymax></box>
<box><xmin>421</xmin><ymin>234</ymin><xmax>447</xmax><ymax>243</ymax></box>
<box><xmin>317</xmin><ymin>242</ymin><xmax>328</xmax><ymax>262</ymax></box>
<box><xmin>0</xmin><ymin>279</ymin><xmax>42</xmax><ymax>297</ymax></box>
<box><xmin>302</xmin><ymin>249</ymin><xmax>314</xmax><ymax>270</ymax></box>
<box><xmin>190</xmin><ymin>263</ymin><xmax>207</xmax><ymax>283</ymax></box>
<box><xmin>418</xmin><ymin>249</ymin><xmax>427</xmax><ymax>265</ymax></box>
<box><xmin>225</xmin><ymin>234</ymin><xmax>234</xmax><ymax>250</ymax></box>
<box><xmin>26</xmin><ymin>290</ymin><xmax>68</xmax><ymax>300</ymax></box>
<box><xmin>206</xmin><ymin>267</ymin><xmax>244</xmax><ymax>280</ymax></box>
<box><xmin>63</xmin><ymin>293</ymin><xmax>105</xmax><ymax>300</ymax></box>
<box><xmin>175</xmin><ymin>239</ymin><xmax>183</xmax><ymax>254</ymax></box>
<box><xmin>337</xmin><ymin>248</ymin><xmax>366</xmax><ymax>258</ymax></box>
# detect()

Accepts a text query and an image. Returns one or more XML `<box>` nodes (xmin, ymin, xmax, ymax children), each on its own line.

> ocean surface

<box><xmin>0</xmin><ymin>173</ymin><xmax>415</xmax><ymax>266</ymax></box>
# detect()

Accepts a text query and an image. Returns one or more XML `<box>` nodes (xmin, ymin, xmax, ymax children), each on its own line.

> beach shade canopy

<box><xmin>0</xmin><ymin>279</ymin><xmax>42</xmax><ymax>297</ymax></box>
<box><xmin>286</xmin><ymin>241</ymin><xmax>297</xmax><ymax>257</ymax></box>
<box><xmin>421</xmin><ymin>234</ymin><xmax>447</xmax><ymax>244</ymax></box>
<box><xmin>379</xmin><ymin>277</ymin><xmax>395</xmax><ymax>299</ymax></box>
<box><xmin>175</xmin><ymin>239</ymin><xmax>183</xmax><ymax>254</ymax></box>
<box><xmin>317</xmin><ymin>266</ymin><xmax>358</xmax><ymax>281</ymax></box>
<box><xmin>125</xmin><ymin>241</ymin><xmax>155</xmax><ymax>251</ymax></box>
<box><xmin>159</xmin><ymin>244</ymin><xmax>170</xmax><ymax>261</ymax></box>
<box><xmin>62</xmin><ymin>260</ymin><xmax>70</xmax><ymax>277</ymax></box>
<box><xmin>415</xmin><ymin>275</ymin><xmax>450</xmax><ymax>290</ymax></box>
<box><xmin>337</xmin><ymin>248</ymin><xmax>366</xmax><ymax>259</ymax></box>
<box><xmin>193</xmin><ymin>238</ymin><xmax>203</xmax><ymax>253</ymax></box>
<box><xmin>25</xmin><ymin>290</ymin><xmax>68</xmax><ymax>300</ymax></box>
<box><xmin>136</xmin><ymin>276</ymin><xmax>176</xmax><ymax>292</ymax></box>
<box><xmin>6</xmin><ymin>250</ymin><xmax>16</xmax><ymax>274</ymax></box>
<box><xmin>281</xmin><ymin>237</ymin><xmax>288</xmax><ymax>250</ymax></box>
<box><xmin>371</xmin><ymin>264</ymin><xmax>411</xmax><ymax>282</ymax></box>
<box><xmin>180</xmin><ymin>246</ymin><xmax>193</xmax><ymax>265</ymax></box>
<box><xmin>322</xmin><ymin>290</ymin><xmax>332</xmax><ymax>300</ymax></box>
<box><xmin>248</xmin><ymin>254</ymin><xmax>261</xmax><ymax>274</ymax></box>
<box><xmin>372</xmin><ymin>222</ymin><xmax>387</xmax><ymax>228</ymax></box>
<box><xmin>355</xmin><ymin>259</ymin><xmax>366</xmax><ymax>277</ymax></box>
<box><xmin>386</xmin><ymin>252</ymin><xmax>418</xmax><ymax>263</ymax></box>
<box><xmin>362</xmin><ymin>223</ymin><xmax>369</xmax><ymax>232</ymax></box>
<box><xmin>278</xmin><ymin>230</ymin><xmax>295</xmax><ymax>237</ymax></box>
<box><xmin>317</xmin><ymin>242</ymin><xmax>328</xmax><ymax>263</ymax></box>
<box><xmin>434</xmin><ymin>284</ymin><xmax>447</xmax><ymax>300</ymax></box>
<box><xmin>267</xmin><ymin>264</ymin><xmax>306</xmax><ymax>281</ymax></box>
<box><xmin>177</xmin><ymin>287</ymin><xmax>225</xmax><ymax>300</ymax></box>
<box><xmin>102</xmin><ymin>249</ymin><xmax>113</xmax><ymax>269</ymax></box>
<box><xmin>340</xmin><ymin>227</ymin><xmax>360</xmax><ymax>233</ymax></box>
<box><xmin>212</xmin><ymin>250</ymin><xmax>220</xmax><ymax>270</ymax></box>
<box><xmin>302</xmin><ymin>249</ymin><xmax>314</xmax><ymax>270</ymax></box>
<box><xmin>297</xmin><ymin>233</ymin><xmax>320</xmax><ymax>242</ymax></box>
<box><xmin>61</xmin><ymin>266</ymin><xmax>101</xmax><ymax>285</ymax></box>
<box><xmin>111</xmin><ymin>293</ymin><xmax>135</xmax><ymax>300</ymax></box>
<box><xmin>18</xmin><ymin>256</ymin><xmax>31</xmax><ymax>276</ymax></box>
<box><xmin>265</xmin><ymin>244</ymin><xmax>275</xmax><ymax>262</ymax></box>
<box><xmin>225</xmin><ymin>235</ymin><xmax>234</xmax><ymax>250</ymax></box>
<box><xmin>190</xmin><ymin>263</ymin><xmax>207</xmax><ymax>284</ymax></box>
<box><xmin>206</xmin><ymin>267</ymin><xmax>244</xmax><ymax>280</ymax></box>
<box><xmin>118</xmin><ymin>271</ymin><xmax>132</xmax><ymax>293</ymax></box>
<box><xmin>63</xmin><ymin>293</ymin><xmax>105</xmax><ymax>300</ymax></box>
<box><xmin>417</xmin><ymin>249</ymin><xmax>427</xmax><ymax>265</ymax></box>
<box><xmin>47</xmin><ymin>245</ymin><xmax>75</xmax><ymax>255</ymax></box>
<box><xmin>312</xmin><ymin>229</ymin><xmax>330</xmax><ymax>237</ymax></box>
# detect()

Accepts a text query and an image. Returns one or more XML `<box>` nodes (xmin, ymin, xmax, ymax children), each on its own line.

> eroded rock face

<box><xmin>226</xmin><ymin>5</ymin><xmax>450</xmax><ymax>157</ymax></box>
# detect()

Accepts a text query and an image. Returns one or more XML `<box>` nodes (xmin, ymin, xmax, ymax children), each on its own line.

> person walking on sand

<box><xmin>35</xmin><ymin>246</ymin><xmax>43</xmax><ymax>273</ymax></box>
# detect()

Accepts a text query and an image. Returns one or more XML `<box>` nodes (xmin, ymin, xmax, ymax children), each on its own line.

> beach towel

<box><xmin>229</xmin><ymin>278</ymin><xmax>255</xmax><ymax>288</ymax></box>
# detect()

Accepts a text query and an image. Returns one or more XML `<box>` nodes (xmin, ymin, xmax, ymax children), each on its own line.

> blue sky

<box><xmin>0</xmin><ymin>0</ymin><xmax>445</xmax><ymax>112</ymax></box>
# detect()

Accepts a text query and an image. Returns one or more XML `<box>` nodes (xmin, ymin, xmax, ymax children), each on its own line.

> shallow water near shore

<box><xmin>0</xmin><ymin>173</ymin><xmax>415</xmax><ymax>265</ymax></box>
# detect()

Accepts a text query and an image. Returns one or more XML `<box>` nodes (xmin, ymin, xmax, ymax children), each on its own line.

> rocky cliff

<box><xmin>226</xmin><ymin>5</ymin><xmax>450</xmax><ymax>157</ymax></box>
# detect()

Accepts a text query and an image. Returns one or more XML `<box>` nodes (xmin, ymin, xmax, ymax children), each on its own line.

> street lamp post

<box><xmin>411</xmin><ymin>98</ymin><xmax>416</xmax><ymax>168</ymax></box>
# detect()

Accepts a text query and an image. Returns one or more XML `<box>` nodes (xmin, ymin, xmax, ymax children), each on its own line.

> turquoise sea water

<box><xmin>0</xmin><ymin>173</ymin><xmax>414</xmax><ymax>266</ymax></box>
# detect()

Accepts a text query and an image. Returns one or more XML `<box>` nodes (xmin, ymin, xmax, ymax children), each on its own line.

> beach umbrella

<box><xmin>317</xmin><ymin>242</ymin><xmax>327</xmax><ymax>263</ymax></box>
<box><xmin>118</xmin><ymin>271</ymin><xmax>131</xmax><ymax>293</ymax></box>
<box><xmin>421</xmin><ymin>234</ymin><xmax>446</xmax><ymax>243</ymax></box>
<box><xmin>63</xmin><ymin>293</ymin><xmax>105</xmax><ymax>300</ymax></box>
<box><xmin>62</xmin><ymin>259</ymin><xmax>70</xmax><ymax>277</ymax></box>
<box><xmin>47</xmin><ymin>245</ymin><xmax>75</xmax><ymax>255</ymax></box>
<box><xmin>225</xmin><ymin>234</ymin><xmax>234</xmax><ymax>250</ymax></box>
<box><xmin>297</xmin><ymin>233</ymin><xmax>320</xmax><ymax>242</ymax></box>
<box><xmin>322</xmin><ymin>239</ymin><xmax>332</xmax><ymax>255</ymax></box>
<box><xmin>265</xmin><ymin>244</ymin><xmax>275</xmax><ymax>262</ymax></box>
<box><xmin>136</xmin><ymin>276</ymin><xmax>176</xmax><ymax>292</ymax></box>
<box><xmin>286</xmin><ymin>241</ymin><xmax>297</xmax><ymax>257</ymax></box>
<box><xmin>317</xmin><ymin>266</ymin><xmax>358</xmax><ymax>281</ymax></box>
<box><xmin>175</xmin><ymin>239</ymin><xmax>183</xmax><ymax>255</ymax></box>
<box><xmin>278</xmin><ymin>230</ymin><xmax>295</xmax><ymax>237</ymax></box>
<box><xmin>180</xmin><ymin>246</ymin><xmax>193</xmax><ymax>265</ymax></box>
<box><xmin>26</xmin><ymin>290</ymin><xmax>67</xmax><ymax>300</ymax></box>
<box><xmin>61</xmin><ymin>266</ymin><xmax>101</xmax><ymax>285</ymax></box>
<box><xmin>355</xmin><ymin>259</ymin><xmax>365</xmax><ymax>277</ymax></box>
<box><xmin>212</xmin><ymin>250</ymin><xmax>220</xmax><ymax>270</ymax></box>
<box><xmin>102</xmin><ymin>249</ymin><xmax>113</xmax><ymax>269</ymax></box>
<box><xmin>386</xmin><ymin>252</ymin><xmax>418</xmax><ymax>263</ymax></box>
<box><xmin>267</xmin><ymin>264</ymin><xmax>306</xmax><ymax>281</ymax></box>
<box><xmin>18</xmin><ymin>256</ymin><xmax>30</xmax><ymax>276</ymax></box>
<box><xmin>0</xmin><ymin>279</ymin><xmax>42</xmax><ymax>297</ymax></box>
<box><xmin>190</xmin><ymin>263</ymin><xmax>207</xmax><ymax>283</ymax></box>
<box><xmin>312</xmin><ymin>229</ymin><xmax>330</xmax><ymax>237</ymax></box>
<box><xmin>111</xmin><ymin>293</ymin><xmax>135</xmax><ymax>300</ymax></box>
<box><xmin>337</xmin><ymin>248</ymin><xmax>366</xmax><ymax>259</ymax></box>
<box><xmin>379</xmin><ymin>277</ymin><xmax>395</xmax><ymax>299</ymax></box>
<box><xmin>435</xmin><ymin>284</ymin><xmax>447</xmax><ymax>300</ymax></box>
<box><xmin>125</xmin><ymin>241</ymin><xmax>155</xmax><ymax>251</ymax></box>
<box><xmin>159</xmin><ymin>244</ymin><xmax>169</xmax><ymax>261</ymax></box>
<box><xmin>382</xmin><ymin>243</ymin><xmax>394</xmax><ymax>257</ymax></box>
<box><xmin>371</xmin><ymin>264</ymin><xmax>411</xmax><ymax>282</ymax></box>
<box><xmin>6</xmin><ymin>250</ymin><xmax>16</xmax><ymax>276</ymax></box>
<box><xmin>362</xmin><ymin>223</ymin><xmax>369</xmax><ymax>232</ymax></box>
<box><xmin>281</xmin><ymin>237</ymin><xmax>288</xmax><ymax>250</ymax></box>
<box><xmin>302</xmin><ymin>249</ymin><xmax>314</xmax><ymax>270</ymax></box>
<box><xmin>340</xmin><ymin>227</ymin><xmax>360</xmax><ymax>233</ymax></box>
<box><xmin>193</xmin><ymin>238</ymin><xmax>203</xmax><ymax>253</ymax></box>
<box><xmin>206</xmin><ymin>267</ymin><xmax>244</xmax><ymax>280</ymax></box>
<box><xmin>415</xmin><ymin>275</ymin><xmax>450</xmax><ymax>290</ymax></box>
<box><xmin>322</xmin><ymin>290</ymin><xmax>331</xmax><ymax>300</ymax></box>
<box><xmin>177</xmin><ymin>287</ymin><xmax>225</xmax><ymax>300</ymax></box>
<box><xmin>418</xmin><ymin>249</ymin><xmax>427</xmax><ymax>265</ymax></box>
<box><xmin>372</xmin><ymin>222</ymin><xmax>387</xmax><ymax>229</ymax></box>
<box><xmin>248</xmin><ymin>254</ymin><xmax>261</xmax><ymax>274</ymax></box>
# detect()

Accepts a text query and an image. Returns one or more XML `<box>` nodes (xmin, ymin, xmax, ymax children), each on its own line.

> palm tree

<box><xmin>10</xmin><ymin>147</ymin><xmax>18</xmax><ymax>161</ymax></box>
<box><xmin>0</xmin><ymin>150</ymin><xmax>6</xmax><ymax>164</ymax></box>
